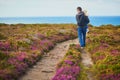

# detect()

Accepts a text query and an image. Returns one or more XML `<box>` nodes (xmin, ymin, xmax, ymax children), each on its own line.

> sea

<box><xmin>0</xmin><ymin>16</ymin><xmax>120</xmax><ymax>26</ymax></box>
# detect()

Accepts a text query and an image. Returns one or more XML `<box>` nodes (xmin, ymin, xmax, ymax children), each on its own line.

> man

<box><xmin>76</xmin><ymin>7</ymin><xmax>90</xmax><ymax>49</ymax></box>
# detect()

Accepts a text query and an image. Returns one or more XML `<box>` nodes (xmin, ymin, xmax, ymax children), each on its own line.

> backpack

<box><xmin>84</xmin><ymin>15</ymin><xmax>90</xmax><ymax>25</ymax></box>
<box><xmin>79</xmin><ymin>14</ymin><xmax>90</xmax><ymax>26</ymax></box>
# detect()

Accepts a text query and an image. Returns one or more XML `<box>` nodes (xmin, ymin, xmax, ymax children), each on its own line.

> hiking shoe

<box><xmin>81</xmin><ymin>47</ymin><xmax>84</xmax><ymax>49</ymax></box>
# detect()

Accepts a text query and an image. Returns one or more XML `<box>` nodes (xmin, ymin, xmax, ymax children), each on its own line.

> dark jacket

<box><xmin>76</xmin><ymin>12</ymin><xmax>90</xmax><ymax>27</ymax></box>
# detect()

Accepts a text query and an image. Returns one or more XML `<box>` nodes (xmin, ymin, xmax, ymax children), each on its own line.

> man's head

<box><xmin>77</xmin><ymin>7</ymin><xmax>82</xmax><ymax>13</ymax></box>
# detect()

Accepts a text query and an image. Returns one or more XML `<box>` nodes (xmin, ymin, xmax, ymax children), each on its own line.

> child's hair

<box><xmin>83</xmin><ymin>10</ymin><xmax>88</xmax><ymax>16</ymax></box>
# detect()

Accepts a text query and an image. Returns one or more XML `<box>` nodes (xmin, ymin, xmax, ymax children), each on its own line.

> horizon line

<box><xmin>0</xmin><ymin>15</ymin><xmax>120</xmax><ymax>18</ymax></box>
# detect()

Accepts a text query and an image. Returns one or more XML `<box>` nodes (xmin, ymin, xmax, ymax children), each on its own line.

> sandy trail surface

<box><xmin>81</xmin><ymin>49</ymin><xmax>96</xmax><ymax>80</ymax></box>
<box><xmin>20</xmin><ymin>39</ymin><xmax>79</xmax><ymax>80</ymax></box>
<box><xmin>20</xmin><ymin>38</ymin><xmax>95</xmax><ymax>80</ymax></box>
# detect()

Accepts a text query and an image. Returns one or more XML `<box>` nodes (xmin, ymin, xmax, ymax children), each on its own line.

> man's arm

<box><xmin>76</xmin><ymin>15</ymin><xmax>79</xmax><ymax>25</ymax></box>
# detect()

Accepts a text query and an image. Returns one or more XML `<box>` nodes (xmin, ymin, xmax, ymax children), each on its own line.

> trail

<box><xmin>20</xmin><ymin>39</ymin><xmax>78</xmax><ymax>80</ymax></box>
<box><xmin>19</xmin><ymin>38</ymin><xmax>95</xmax><ymax>80</ymax></box>
<box><xmin>81</xmin><ymin>49</ymin><xmax>96</xmax><ymax>80</ymax></box>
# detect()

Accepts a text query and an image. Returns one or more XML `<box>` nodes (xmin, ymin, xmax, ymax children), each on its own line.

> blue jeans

<box><xmin>77</xmin><ymin>26</ymin><xmax>87</xmax><ymax>47</ymax></box>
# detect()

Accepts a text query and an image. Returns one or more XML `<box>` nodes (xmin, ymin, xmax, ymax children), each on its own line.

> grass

<box><xmin>85</xmin><ymin>25</ymin><xmax>120</xmax><ymax>80</ymax></box>
<box><xmin>0</xmin><ymin>24</ymin><xmax>120</xmax><ymax>80</ymax></box>
<box><xmin>0</xmin><ymin>24</ymin><xmax>78</xmax><ymax>80</ymax></box>
<box><xmin>52</xmin><ymin>44</ymin><xmax>88</xmax><ymax>80</ymax></box>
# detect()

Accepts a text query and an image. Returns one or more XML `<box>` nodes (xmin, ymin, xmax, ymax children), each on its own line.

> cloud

<box><xmin>0</xmin><ymin>0</ymin><xmax>120</xmax><ymax>17</ymax></box>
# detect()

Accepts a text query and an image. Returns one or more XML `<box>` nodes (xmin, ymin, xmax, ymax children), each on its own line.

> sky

<box><xmin>0</xmin><ymin>0</ymin><xmax>120</xmax><ymax>17</ymax></box>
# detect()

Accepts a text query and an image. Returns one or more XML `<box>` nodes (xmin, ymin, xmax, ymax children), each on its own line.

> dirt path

<box><xmin>81</xmin><ymin>49</ymin><xmax>96</xmax><ymax>80</ymax></box>
<box><xmin>20</xmin><ymin>38</ymin><xmax>95</xmax><ymax>80</ymax></box>
<box><xmin>19</xmin><ymin>39</ymin><xmax>79</xmax><ymax>80</ymax></box>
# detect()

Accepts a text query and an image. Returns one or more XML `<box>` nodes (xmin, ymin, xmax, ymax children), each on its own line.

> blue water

<box><xmin>0</xmin><ymin>16</ymin><xmax>120</xmax><ymax>26</ymax></box>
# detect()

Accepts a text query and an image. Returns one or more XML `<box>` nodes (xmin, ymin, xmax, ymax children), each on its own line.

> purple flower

<box><xmin>31</xmin><ymin>46</ymin><xmax>38</xmax><ymax>50</ymax></box>
<box><xmin>64</xmin><ymin>60</ymin><xmax>73</xmax><ymax>65</ymax></box>
<box><xmin>101</xmin><ymin>74</ymin><xmax>120</xmax><ymax>80</ymax></box>
<box><xmin>109</xmin><ymin>49</ymin><xmax>120</xmax><ymax>56</ymax></box>
<box><xmin>8</xmin><ymin>57</ymin><xmax>28</xmax><ymax>74</ymax></box>
<box><xmin>0</xmin><ymin>41</ymin><xmax>11</xmax><ymax>51</ymax></box>
<box><xmin>16</xmin><ymin>52</ymin><xmax>27</xmax><ymax>61</ymax></box>
<box><xmin>75</xmin><ymin>44</ymin><xmax>81</xmax><ymax>49</ymax></box>
<box><xmin>52</xmin><ymin>66</ymin><xmax>80</xmax><ymax>80</ymax></box>
<box><xmin>37</xmin><ymin>33</ymin><xmax>46</xmax><ymax>39</ymax></box>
